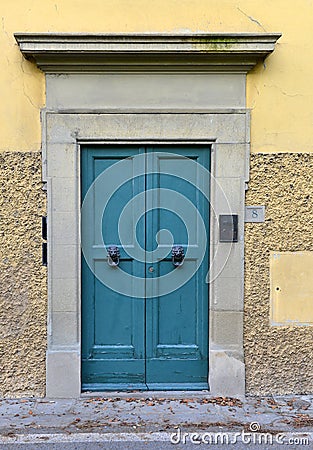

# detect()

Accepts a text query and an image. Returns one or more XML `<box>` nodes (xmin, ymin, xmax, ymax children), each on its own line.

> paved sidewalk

<box><xmin>0</xmin><ymin>392</ymin><xmax>312</xmax><ymax>447</ymax></box>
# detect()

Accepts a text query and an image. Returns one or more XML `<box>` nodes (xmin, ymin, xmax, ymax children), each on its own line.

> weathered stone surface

<box><xmin>209</xmin><ymin>350</ymin><xmax>245</xmax><ymax>396</ymax></box>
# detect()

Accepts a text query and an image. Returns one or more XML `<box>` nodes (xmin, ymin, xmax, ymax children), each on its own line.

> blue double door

<box><xmin>81</xmin><ymin>145</ymin><xmax>210</xmax><ymax>391</ymax></box>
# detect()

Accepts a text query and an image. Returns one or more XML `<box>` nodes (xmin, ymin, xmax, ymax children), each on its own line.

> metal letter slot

<box><xmin>42</xmin><ymin>216</ymin><xmax>47</xmax><ymax>240</ymax></box>
<box><xmin>42</xmin><ymin>216</ymin><xmax>47</xmax><ymax>266</ymax></box>
<box><xmin>172</xmin><ymin>245</ymin><xmax>185</xmax><ymax>267</ymax></box>
<box><xmin>219</xmin><ymin>215</ymin><xmax>238</xmax><ymax>243</ymax></box>
<box><xmin>107</xmin><ymin>246</ymin><xmax>120</xmax><ymax>267</ymax></box>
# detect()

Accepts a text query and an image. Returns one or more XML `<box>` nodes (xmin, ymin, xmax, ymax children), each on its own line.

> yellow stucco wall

<box><xmin>0</xmin><ymin>0</ymin><xmax>312</xmax><ymax>153</ymax></box>
<box><xmin>1</xmin><ymin>1</ymin><xmax>313</xmax><ymax>397</ymax></box>
<box><xmin>0</xmin><ymin>152</ymin><xmax>46</xmax><ymax>397</ymax></box>
<box><xmin>270</xmin><ymin>252</ymin><xmax>313</xmax><ymax>326</ymax></box>
<box><xmin>245</xmin><ymin>154</ymin><xmax>313</xmax><ymax>394</ymax></box>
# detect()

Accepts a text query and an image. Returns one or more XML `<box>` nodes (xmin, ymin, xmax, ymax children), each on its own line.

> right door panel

<box><xmin>145</xmin><ymin>147</ymin><xmax>210</xmax><ymax>389</ymax></box>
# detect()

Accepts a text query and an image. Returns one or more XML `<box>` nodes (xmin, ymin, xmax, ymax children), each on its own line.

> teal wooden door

<box><xmin>81</xmin><ymin>145</ymin><xmax>210</xmax><ymax>391</ymax></box>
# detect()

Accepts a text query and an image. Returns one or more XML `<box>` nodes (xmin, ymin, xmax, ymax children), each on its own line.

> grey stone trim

<box><xmin>15</xmin><ymin>32</ymin><xmax>281</xmax><ymax>73</ymax></box>
<box><xmin>209</xmin><ymin>350</ymin><xmax>245</xmax><ymax>396</ymax></box>
<box><xmin>43</xmin><ymin>111</ymin><xmax>249</xmax><ymax>398</ymax></box>
<box><xmin>45</xmin><ymin>73</ymin><xmax>246</xmax><ymax>111</ymax></box>
<box><xmin>46</xmin><ymin>350</ymin><xmax>80</xmax><ymax>398</ymax></box>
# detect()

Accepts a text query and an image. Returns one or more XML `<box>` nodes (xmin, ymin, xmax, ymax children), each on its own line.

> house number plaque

<box><xmin>245</xmin><ymin>206</ymin><xmax>265</xmax><ymax>223</ymax></box>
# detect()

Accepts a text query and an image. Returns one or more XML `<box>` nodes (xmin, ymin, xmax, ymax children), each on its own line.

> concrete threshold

<box><xmin>80</xmin><ymin>390</ymin><xmax>217</xmax><ymax>400</ymax></box>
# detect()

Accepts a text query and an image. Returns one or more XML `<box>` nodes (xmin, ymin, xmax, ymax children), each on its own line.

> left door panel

<box><xmin>81</xmin><ymin>146</ymin><xmax>147</xmax><ymax>390</ymax></box>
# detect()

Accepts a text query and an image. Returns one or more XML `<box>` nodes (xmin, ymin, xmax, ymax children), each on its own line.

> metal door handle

<box><xmin>107</xmin><ymin>246</ymin><xmax>120</xmax><ymax>266</ymax></box>
<box><xmin>172</xmin><ymin>246</ymin><xmax>185</xmax><ymax>267</ymax></box>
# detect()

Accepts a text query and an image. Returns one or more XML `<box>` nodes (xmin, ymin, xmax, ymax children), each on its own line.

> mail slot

<box><xmin>219</xmin><ymin>215</ymin><xmax>238</xmax><ymax>243</ymax></box>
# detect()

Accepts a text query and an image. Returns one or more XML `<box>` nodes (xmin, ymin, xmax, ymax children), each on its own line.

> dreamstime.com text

<box><xmin>170</xmin><ymin>425</ymin><xmax>310</xmax><ymax>446</ymax></box>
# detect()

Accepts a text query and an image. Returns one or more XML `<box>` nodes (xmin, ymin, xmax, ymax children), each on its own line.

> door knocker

<box><xmin>107</xmin><ymin>246</ymin><xmax>120</xmax><ymax>267</ymax></box>
<box><xmin>172</xmin><ymin>245</ymin><xmax>185</xmax><ymax>267</ymax></box>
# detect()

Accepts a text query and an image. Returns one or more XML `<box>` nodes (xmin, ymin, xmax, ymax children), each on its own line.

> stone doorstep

<box><xmin>80</xmin><ymin>390</ymin><xmax>215</xmax><ymax>400</ymax></box>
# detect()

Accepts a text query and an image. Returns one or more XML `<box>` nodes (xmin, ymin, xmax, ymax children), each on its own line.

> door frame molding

<box><xmin>43</xmin><ymin>111</ymin><xmax>248</xmax><ymax>397</ymax></box>
<box><xmin>15</xmin><ymin>32</ymin><xmax>281</xmax><ymax>398</ymax></box>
